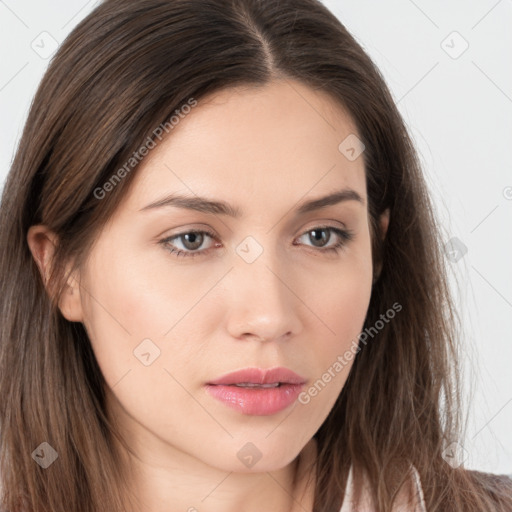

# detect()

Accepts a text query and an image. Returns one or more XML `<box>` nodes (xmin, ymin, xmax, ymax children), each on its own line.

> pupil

<box><xmin>310</xmin><ymin>229</ymin><xmax>329</xmax><ymax>247</ymax></box>
<box><xmin>183</xmin><ymin>232</ymin><xmax>203</xmax><ymax>250</ymax></box>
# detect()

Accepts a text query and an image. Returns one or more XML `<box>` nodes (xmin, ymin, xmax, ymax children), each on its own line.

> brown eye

<box><xmin>180</xmin><ymin>232</ymin><xmax>204</xmax><ymax>251</ymax></box>
<box><xmin>307</xmin><ymin>228</ymin><xmax>331</xmax><ymax>247</ymax></box>
<box><xmin>160</xmin><ymin>229</ymin><xmax>219</xmax><ymax>258</ymax></box>
<box><xmin>295</xmin><ymin>226</ymin><xmax>355</xmax><ymax>254</ymax></box>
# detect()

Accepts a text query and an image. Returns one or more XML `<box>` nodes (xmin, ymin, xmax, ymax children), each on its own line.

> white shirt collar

<box><xmin>339</xmin><ymin>463</ymin><xmax>427</xmax><ymax>511</ymax></box>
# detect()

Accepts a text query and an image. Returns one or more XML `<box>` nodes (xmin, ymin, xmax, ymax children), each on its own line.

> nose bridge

<box><xmin>235</xmin><ymin>237</ymin><xmax>288</xmax><ymax>308</ymax></box>
<box><xmin>226</xmin><ymin>234</ymin><xmax>300</xmax><ymax>341</ymax></box>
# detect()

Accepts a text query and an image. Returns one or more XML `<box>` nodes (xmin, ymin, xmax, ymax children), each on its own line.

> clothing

<box><xmin>339</xmin><ymin>463</ymin><xmax>427</xmax><ymax>511</ymax></box>
<box><xmin>339</xmin><ymin>464</ymin><xmax>512</xmax><ymax>510</ymax></box>
<box><xmin>293</xmin><ymin>438</ymin><xmax>512</xmax><ymax>511</ymax></box>
<box><xmin>291</xmin><ymin>438</ymin><xmax>427</xmax><ymax>511</ymax></box>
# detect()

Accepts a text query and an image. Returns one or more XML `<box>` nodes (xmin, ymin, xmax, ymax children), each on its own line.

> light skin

<box><xmin>28</xmin><ymin>79</ymin><xmax>389</xmax><ymax>512</ymax></box>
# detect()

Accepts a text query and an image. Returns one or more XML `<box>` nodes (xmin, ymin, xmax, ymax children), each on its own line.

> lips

<box><xmin>207</xmin><ymin>367</ymin><xmax>306</xmax><ymax>386</ymax></box>
<box><xmin>205</xmin><ymin>367</ymin><xmax>306</xmax><ymax>416</ymax></box>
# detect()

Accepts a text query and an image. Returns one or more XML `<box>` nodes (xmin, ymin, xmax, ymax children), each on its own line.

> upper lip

<box><xmin>207</xmin><ymin>367</ymin><xmax>306</xmax><ymax>386</ymax></box>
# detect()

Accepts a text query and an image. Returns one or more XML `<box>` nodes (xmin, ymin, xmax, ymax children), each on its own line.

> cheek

<box><xmin>78</xmin><ymin>248</ymin><xmax>169</xmax><ymax>385</ymax></box>
<box><xmin>82</xmin><ymin>243</ymin><xmax>197</xmax><ymax>336</ymax></box>
<box><xmin>306</xmin><ymin>272</ymin><xmax>371</xmax><ymax>390</ymax></box>
<box><xmin>294</xmin><ymin>272</ymin><xmax>372</xmax><ymax>431</ymax></box>
<box><xmin>78</xmin><ymin>243</ymin><xmax>223</xmax><ymax>390</ymax></box>
<box><xmin>304</xmin><ymin>237</ymin><xmax>373</xmax><ymax>347</ymax></box>
<box><xmin>297</xmin><ymin>238</ymin><xmax>373</xmax><ymax>402</ymax></box>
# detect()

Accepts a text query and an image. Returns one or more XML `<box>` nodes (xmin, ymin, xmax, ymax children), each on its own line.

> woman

<box><xmin>0</xmin><ymin>0</ymin><xmax>510</xmax><ymax>511</ymax></box>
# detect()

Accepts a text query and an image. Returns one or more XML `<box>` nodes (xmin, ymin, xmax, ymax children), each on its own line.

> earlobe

<box><xmin>57</xmin><ymin>275</ymin><xmax>84</xmax><ymax>322</ymax></box>
<box><xmin>380</xmin><ymin>208</ymin><xmax>390</xmax><ymax>240</ymax></box>
<box><xmin>372</xmin><ymin>208</ymin><xmax>391</xmax><ymax>285</ymax></box>
<box><xmin>26</xmin><ymin>225</ymin><xmax>84</xmax><ymax>322</ymax></box>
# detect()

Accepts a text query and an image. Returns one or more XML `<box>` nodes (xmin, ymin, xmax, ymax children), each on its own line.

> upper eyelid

<box><xmin>162</xmin><ymin>224</ymin><xmax>350</xmax><ymax>248</ymax></box>
<box><xmin>164</xmin><ymin>219</ymin><xmax>349</xmax><ymax>239</ymax></box>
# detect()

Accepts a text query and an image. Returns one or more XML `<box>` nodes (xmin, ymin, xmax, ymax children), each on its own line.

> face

<box><xmin>50</xmin><ymin>80</ymin><xmax>383</xmax><ymax>473</ymax></box>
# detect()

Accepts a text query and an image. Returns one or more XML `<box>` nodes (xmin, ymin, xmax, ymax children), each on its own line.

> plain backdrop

<box><xmin>0</xmin><ymin>0</ymin><xmax>511</xmax><ymax>474</ymax></box>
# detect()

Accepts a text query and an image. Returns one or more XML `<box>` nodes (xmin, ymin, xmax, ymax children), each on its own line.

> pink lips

<box><xmin>205</xmin><ymin>367</ymin><xmax>306</xmax><ymax>416</ymax></box>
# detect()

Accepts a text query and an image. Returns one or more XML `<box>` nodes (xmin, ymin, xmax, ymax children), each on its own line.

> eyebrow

<box><xmin>139</xmin><ymin>188</ymin><xmax>364</xmax><ymax>217</ymax></box>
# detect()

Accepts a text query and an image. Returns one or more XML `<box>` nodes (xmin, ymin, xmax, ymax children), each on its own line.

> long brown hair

<box><xmin>1</xmin><ymin>0</ymin><xmax>510</xmax><ymax>511</ymax></box>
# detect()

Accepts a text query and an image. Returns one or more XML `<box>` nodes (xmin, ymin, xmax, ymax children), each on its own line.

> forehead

<box><xmin>122</xmin><ymin>79</ymin><xmax>366</xmax><ymax>216</ymax></box>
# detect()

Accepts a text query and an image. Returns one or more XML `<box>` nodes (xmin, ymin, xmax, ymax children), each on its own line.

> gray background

<box><xmin>0</xmin><ymin>0</ymin><xmax>511</xmax><ymax>474</ymax></box>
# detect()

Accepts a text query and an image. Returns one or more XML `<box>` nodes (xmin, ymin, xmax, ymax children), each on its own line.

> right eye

<box><xmin>160</xmin><ymin>228</ymin><xmax>221</xmax><ymax>258</ymax></box>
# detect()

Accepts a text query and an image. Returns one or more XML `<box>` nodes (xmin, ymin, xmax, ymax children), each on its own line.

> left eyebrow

<box><xmin>139</xmin><ymin>188</ymin><xmax>365</xmax><ymax>217</ymax></box>
<box><xmin>296</xmin><ymin>189</ymin><xmax>365</xmax><ymax>214</ymax></box>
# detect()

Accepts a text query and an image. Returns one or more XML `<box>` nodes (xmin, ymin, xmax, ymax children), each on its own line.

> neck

<box><xmin>108</xmin><ymin>404</ymin><xmax>318</xmax><ymax>512</ymax></box>
<box><xmin>122</xmin><ymin>439</ymin><xmax>317</xmax><ymax>512</ymax></box>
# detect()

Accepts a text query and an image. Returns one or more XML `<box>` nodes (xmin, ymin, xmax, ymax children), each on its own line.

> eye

<box><xmin>294</xmin><ymin>226</ymin><xmax>354</xmax><ymax>254</ymax></box>
<box><xmin>160</xmin><ymin>228</ymin><xmax>219</xmax><ymax>258</ymax></box>
<box><xmin>160</xmin><ymin>225</ymin><xmax>355</xmax><ymax>259</ymax></box>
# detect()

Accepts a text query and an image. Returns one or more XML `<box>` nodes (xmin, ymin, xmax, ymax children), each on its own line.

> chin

<box><xmin>204</xmin><ymin>437</ymin><xmax>306</xmax><ymax>474</ymax></box>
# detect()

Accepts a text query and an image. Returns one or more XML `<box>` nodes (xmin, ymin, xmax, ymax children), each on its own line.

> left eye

<box><xmin>295</xmin><ymin>226</ymin><xmax>353</xmax><ymax>251</ymax></box>
<box><xmin>160</xmin><ymin>226</ymin><xmax>354</xmax><ymax>258</ymax></box>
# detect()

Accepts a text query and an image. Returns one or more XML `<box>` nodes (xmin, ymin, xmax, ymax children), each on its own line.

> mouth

<box><xmin>207</xmin><ymin>366</ymin><xmax>306</xmax><ymax>386</ymax></box>
<box><xmin>205</xmin><ymin>367</ymin><xmax>306</xmax><ymax>416</ymax></box>
<box><xmin>230</xmin><ymin>382</ymin><xmax>282</xmax><ymax>388</ymax></box>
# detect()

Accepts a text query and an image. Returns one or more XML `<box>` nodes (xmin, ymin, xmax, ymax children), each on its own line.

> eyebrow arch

<box><xmin>139</xmin><ymin>188</ymin><xmax>364</xmax><ymax>217</ymax></box>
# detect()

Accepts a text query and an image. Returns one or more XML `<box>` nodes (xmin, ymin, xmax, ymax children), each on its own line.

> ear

<box><xmin>26</xmin><ymin>225</ymin><xmax>84</xmax><ymax>322</ymax></box>
<box><xmin>372</xmin><ymin>208</ymin><xmax>390</xmax><ymax>285</ymax></box>
<box><xmin>379</xmin><ymin>208</ymin><xmax>390</xmax><ymax>240</ymax></box>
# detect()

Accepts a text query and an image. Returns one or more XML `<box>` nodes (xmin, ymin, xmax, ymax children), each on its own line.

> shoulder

<box><xmin>465</xmin><ymin>468</ymin><xmax>512</xmax><ymax>495</ymax></box>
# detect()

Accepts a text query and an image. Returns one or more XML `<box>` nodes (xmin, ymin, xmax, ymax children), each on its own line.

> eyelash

<box><xmin>159</xmin><ymin>225</ymin><xmax>355</xmax><ymax>259</ymax></box>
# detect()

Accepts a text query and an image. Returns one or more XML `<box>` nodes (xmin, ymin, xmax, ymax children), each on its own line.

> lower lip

<box><xmin>205</xmin><ymin>383</ymin><xmax>304</xmax><ymax>415</ymax></box>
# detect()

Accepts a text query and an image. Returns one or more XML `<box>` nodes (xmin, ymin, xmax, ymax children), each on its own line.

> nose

<box><xmin>225</xmin><ymin>250</ymin><xmax>303</xmax><ymax>343</ymax></box>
